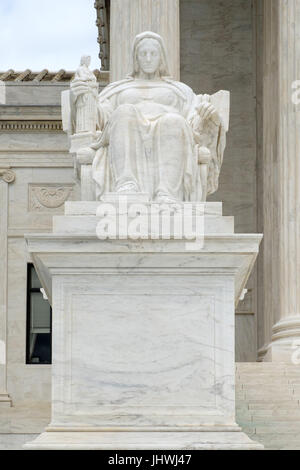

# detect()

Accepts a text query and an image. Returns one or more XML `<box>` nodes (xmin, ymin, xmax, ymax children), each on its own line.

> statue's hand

<box><xmin>196</xmin><ymin>102</ymin><xmax>219</xmax><ymax>123</ymax></box>
<box><xmin>71</xmin><ymin>79</ymin><xmax>96</xmax><ymax>99</ymax></box>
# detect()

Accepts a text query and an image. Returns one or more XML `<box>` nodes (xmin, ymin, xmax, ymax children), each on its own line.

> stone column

<box><xmin>258</xmin><ymin>0</ymin><xmax>300</xmax><ymax>361</ymax></box>
<box><xmin>110</xmin><ymin>0</ymin><xmax>180</xmax><ymax>82</ymax></box>
<box><xmin>0</xmin><ymin>168</ymin><xmax>15</xmax><ymax>406</ymax></box>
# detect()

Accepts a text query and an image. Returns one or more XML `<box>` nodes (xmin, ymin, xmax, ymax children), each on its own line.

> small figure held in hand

<box><xmin>72</xmin><ymin>55</ymin><xmax>98</xmax><ymax>134</ymax></box>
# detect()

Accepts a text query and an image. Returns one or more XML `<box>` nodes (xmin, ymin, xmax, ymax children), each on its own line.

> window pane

<box><xmin>27</xmin><ymin>265</ymin><xmax>52</xmax><ymax>364</ymax></box>
<box><xmin>31</xmin><ymin>267</ymin><xmax>42</xmax><ymax>289</ymax></box>
<box><xmin>29</xmin><ymin>334</ymin><xmax>51</xmax><ymax>364</ymax></box>
<box><xmin>30</xmin><ymin>292</ymin><xmax>51</xmax><ymax>332</ymax></box>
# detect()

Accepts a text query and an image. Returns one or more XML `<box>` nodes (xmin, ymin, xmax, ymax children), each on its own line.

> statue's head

<box><xmin>130</xmin><ymin>31</ymin><xmax>170</xmax><ymax>78</ymax></box>
<box><xmin>80</xmin><ymin>55</ymin><xmax>91</xmax><ymax>67</ymax></box>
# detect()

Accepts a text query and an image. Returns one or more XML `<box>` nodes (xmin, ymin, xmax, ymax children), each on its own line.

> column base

<box><xmin>24</xmin><ymin>429</ymin><xmax>263</xmax><ymax>450</ymax></box>
<box><xmin>267</xmin><ymin>316</ymin><xmax>300</xmax><ymax>363</ymax></box>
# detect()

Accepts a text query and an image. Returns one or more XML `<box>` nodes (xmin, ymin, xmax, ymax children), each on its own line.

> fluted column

<box><xmin>259</xmin><ymin>0</ymin><xmax>300</xmax><ymax>361</ymax></box>
<box><xmin>0</xmin><ymin>168</ymin><xmax>14</xmax><ymax>405</ymax></box>
<box><xmin>110</xmin><ymin>0</ymin><xmax>180</xmax><ymax>82</ymax></box>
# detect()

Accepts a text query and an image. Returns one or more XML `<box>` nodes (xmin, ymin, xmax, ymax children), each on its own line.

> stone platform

<box><xmin>24</xmin><ymin>201</ymin><xmax>263</xmax><ymax>449</ymax></box>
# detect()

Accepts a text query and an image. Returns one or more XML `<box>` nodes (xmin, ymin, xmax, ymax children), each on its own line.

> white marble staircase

<box><xmin>236</xmin><ymin>363</ymin><xmax>300</xmax><ymax>450</ymax></box>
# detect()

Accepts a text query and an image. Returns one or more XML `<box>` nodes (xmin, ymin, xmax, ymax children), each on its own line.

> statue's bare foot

<box><xmin>155</xmin><ymin>193</ymin><xmax>183</xmax><ymax>213</ymax></box>
<box><xmin>155</xmin><ymin>193</ymin><xmax>180</xmax><ymax>205</ymax></box>
<box><xmin>116</xmin><ymin>182</ymin><xmax>139</xmax><ymax>193</ymax></box>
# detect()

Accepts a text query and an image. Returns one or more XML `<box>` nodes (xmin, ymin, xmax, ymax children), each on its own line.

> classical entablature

<box><xmin>94</xmin><ymin>0</ymin><xmax>110</xmax><ymax>70</ymax></box>
<box><xmin>0</xmin><ymin>69</ymin><xmax>109</xmax><ymax>133</ymax></box>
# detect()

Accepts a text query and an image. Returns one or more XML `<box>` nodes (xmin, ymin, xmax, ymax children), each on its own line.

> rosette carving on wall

<box><xmin>0</xmin><ymin>168</ymin><xmax>15</xmax><ymax>184</ymax></box>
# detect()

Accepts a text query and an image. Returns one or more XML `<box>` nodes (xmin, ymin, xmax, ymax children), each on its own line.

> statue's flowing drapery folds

<box><xmin>69</xmin><ymin>32</ymin><xmax>229</xmax><ymax>203</ymax></box>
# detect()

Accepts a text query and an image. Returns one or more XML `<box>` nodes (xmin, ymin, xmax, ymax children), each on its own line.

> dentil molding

<box><xmin>0</xmin><ymin>121</ymin><xmax>62</xmax><ymax>131</ymax></box>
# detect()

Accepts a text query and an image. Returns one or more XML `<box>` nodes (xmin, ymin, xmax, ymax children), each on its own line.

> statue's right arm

<box><xmin>70</xmin><ymin>78</ymin><xmax>95</xmax><ymax>101</ymax></box>
<box><xmin>70</xmin><ymin>78</ymin><xmax>114</xmax><ymax>133</ymax></box>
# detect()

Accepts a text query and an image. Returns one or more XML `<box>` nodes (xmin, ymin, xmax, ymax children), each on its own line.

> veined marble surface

<box><xmin>50</xmin><ymin>273</ymin><xmax>234</xmax><ymax>428</ymax></box>
<box><xmin>24</xmin><ymin>200</ymin><xmax>262</xmax><ymax>449</ymax></box>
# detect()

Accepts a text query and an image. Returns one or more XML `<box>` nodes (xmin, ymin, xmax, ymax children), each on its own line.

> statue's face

<box><xmin>81</xmin><ymin>55</ymin><xmax>91</xmax><ymax>67</ymax></box>
<box><xmin>137</xmin><ymin>39</ymin><xmax>161</xmax><ymax>75</ymax></box>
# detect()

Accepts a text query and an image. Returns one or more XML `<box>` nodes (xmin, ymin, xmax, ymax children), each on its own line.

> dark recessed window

<box><xmin>26</xmin><ymin>264</ymin><xmax>52</xmax><ymax>364</ymax></box>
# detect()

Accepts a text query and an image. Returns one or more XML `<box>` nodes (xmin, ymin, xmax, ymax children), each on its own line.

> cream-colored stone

<box><xmin>73</xmin><ymin>56</ymin><xmax>98</xmax><ymax>134</ymax></box>
<box><xmin>69</xmin><ymin>31</ymin><xmax>229</xmax><ymax>203</ymax></box>
<box><xmin>24</xmin><ymin>200</ymin><xmax>262</xmax><ymax>449</ymax></box>
<box><xmin>0</xmin><ymin>180</ymin><xmax>12</xmax><ymax>406</ymax></box>
<box><xmin>257</xmin><ymin>0</ymin><xmax>300</xmax><ymax>362</ymax></box>
<box><xmin>236</xmin><ymin>363</ymin><xmax>300</xmax><ymax>450</ymax></box>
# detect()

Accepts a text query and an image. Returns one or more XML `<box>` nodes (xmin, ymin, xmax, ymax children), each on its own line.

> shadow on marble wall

<box><xmin>180</xmin><ymin>0</ymin><xmax>256</xmax><ymax>232</ymax></box>
<box><xmin>180</xmin><ymin>0</ymin><xmax>257</xmax><ymax>361</ymax></box>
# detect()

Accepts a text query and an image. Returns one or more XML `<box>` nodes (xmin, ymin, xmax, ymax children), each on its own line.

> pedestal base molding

<box><xmin>24</xmin><ymin>430</ymin><xmax>263</xmax><ymax>450</ymax></box>
<box><xmin>24</xmin><ymin>201</ymin><xmax>262</xmax><ymax>450</ymax></box>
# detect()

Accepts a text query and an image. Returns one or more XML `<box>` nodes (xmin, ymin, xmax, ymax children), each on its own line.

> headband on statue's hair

<box><xmin>128</xmin><ymin>31</ymin><xmax>171</xmax><ymax>78</ymax></box>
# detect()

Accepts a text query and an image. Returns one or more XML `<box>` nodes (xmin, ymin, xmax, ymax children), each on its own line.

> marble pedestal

<box><xmin>24</xmin><ymin>201</ymin><xmax>263</xmax><ymax>450</ymax></box>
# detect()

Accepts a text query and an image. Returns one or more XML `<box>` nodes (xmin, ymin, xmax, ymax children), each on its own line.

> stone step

<box><xmin>286</xmin><ymin>378</ymin><xmax>300</xmax><ymax>384</ymax></box>
<box><xmin>236</xmin><ymin>379</ymin><xmax>300</xmax><ymax>387</ymax></box>
<box><xmin>238</xmin><ymin>397</ymin><xmax>299</xmax><ymax>404</ymax></box>
<box><xmin>237</xmin><ymin>407</ymin><xmax>300</xmax><ymax>416</ymax></box>
<box><xmin>236</xmin><ymin>373</ymin><xmax>300</xmax><ymax>380</ymax></box>
<box><xmin>239</xmin><ymin>423</ymin><xmax>300</xmax><ymax>434</ymax></box>
<box><xmin>236</xmin><ymin>371</ymin><xmax>300</xmax><ymax>378</ymax></box>
<box><xmin>236</xmin><ymin>383</ymin><xmax>300</xmax><ymax>397</ymax></box>
<box><xmin>252</xmin><ymin>435</ymin><xmax>300</xmax><ymax>450</ymax></box>
<box><xmin>236</xmin><ymin>366</ymin><xmax>300</xmax><ymax>371</ymax></box>
<box><xmin>53</xmin><ymin>214</ymin><xmax>235</xmax><ymax>236</ymax></box>
<box><xmin>236</xmin><ymin>384</ymin><xmax>293</xmax><ymax>391</ymax></box>
<box><xmin>236</xmin><ymin>371</ymin><xmax>300</xmax><ymax>375</ymax></box>
<box><xmin>236</xmin><ymin>362</ymin><xmax>300</xmax><ymax>368</ymax></box>
<box><xmin>237</xmin><ymin>390</ymin><xmax>298</xmax><ymax>398</ymax></box>
<box><xmin>238</xmin><ymin>410</ymin><xmax>300</xmax><ymax>420</ymax></box>
<box><xmin>236</xmin><ymin>373</ymin><xmax>300</xmax><ymax>379</ymax></box>
<box><xmin>236</xmin><ymin>372</ymin><xmax>300</xmax><ymax>378</ymax></box>
<box><xmin>236</xmin><ymin>386</ymin><xmax>296</xmax><ymax>394</ymax></box>
<box><xmin>236</xmin><ymin>392</ymin><xmax>295</xmax><ymax>400</ymax></box>
<box><xmin>237</xmin><ymin>401</ymin><xmax>300</xmax><ymax>411</ymax></box>
<box><xmin>236</xmin><ymin>363</ymin><xmax>300</xmax><ymax>449</ymax></box>
<box><xmin>65</xmin><ymin>201</ymin><xmax>224</xmax><ymax>217</ymax></box>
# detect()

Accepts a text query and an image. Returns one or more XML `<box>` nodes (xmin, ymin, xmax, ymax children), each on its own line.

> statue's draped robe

<box><xmin>92</xmin><ymin>77</ymin><xmax>226</xmax><ymax>201</ymax></box>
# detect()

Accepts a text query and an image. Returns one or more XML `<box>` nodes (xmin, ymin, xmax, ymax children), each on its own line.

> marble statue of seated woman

<box><xmin>70</xmin><ymin>31</ymin><xmax>229</xmax><ymax>203</ymax></box>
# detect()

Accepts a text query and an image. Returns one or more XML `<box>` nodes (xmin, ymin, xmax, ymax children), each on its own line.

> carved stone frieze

<box><xmin>29</xmin><ymin>184</ymin><xmax>74</xmax><ymax>212</ymax></box>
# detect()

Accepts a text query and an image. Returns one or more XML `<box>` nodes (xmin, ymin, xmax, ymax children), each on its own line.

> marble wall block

<box><xmin>51</xmin><ymin>273</ymin><xmax>236</xmax><ymax>428</ymax></box>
